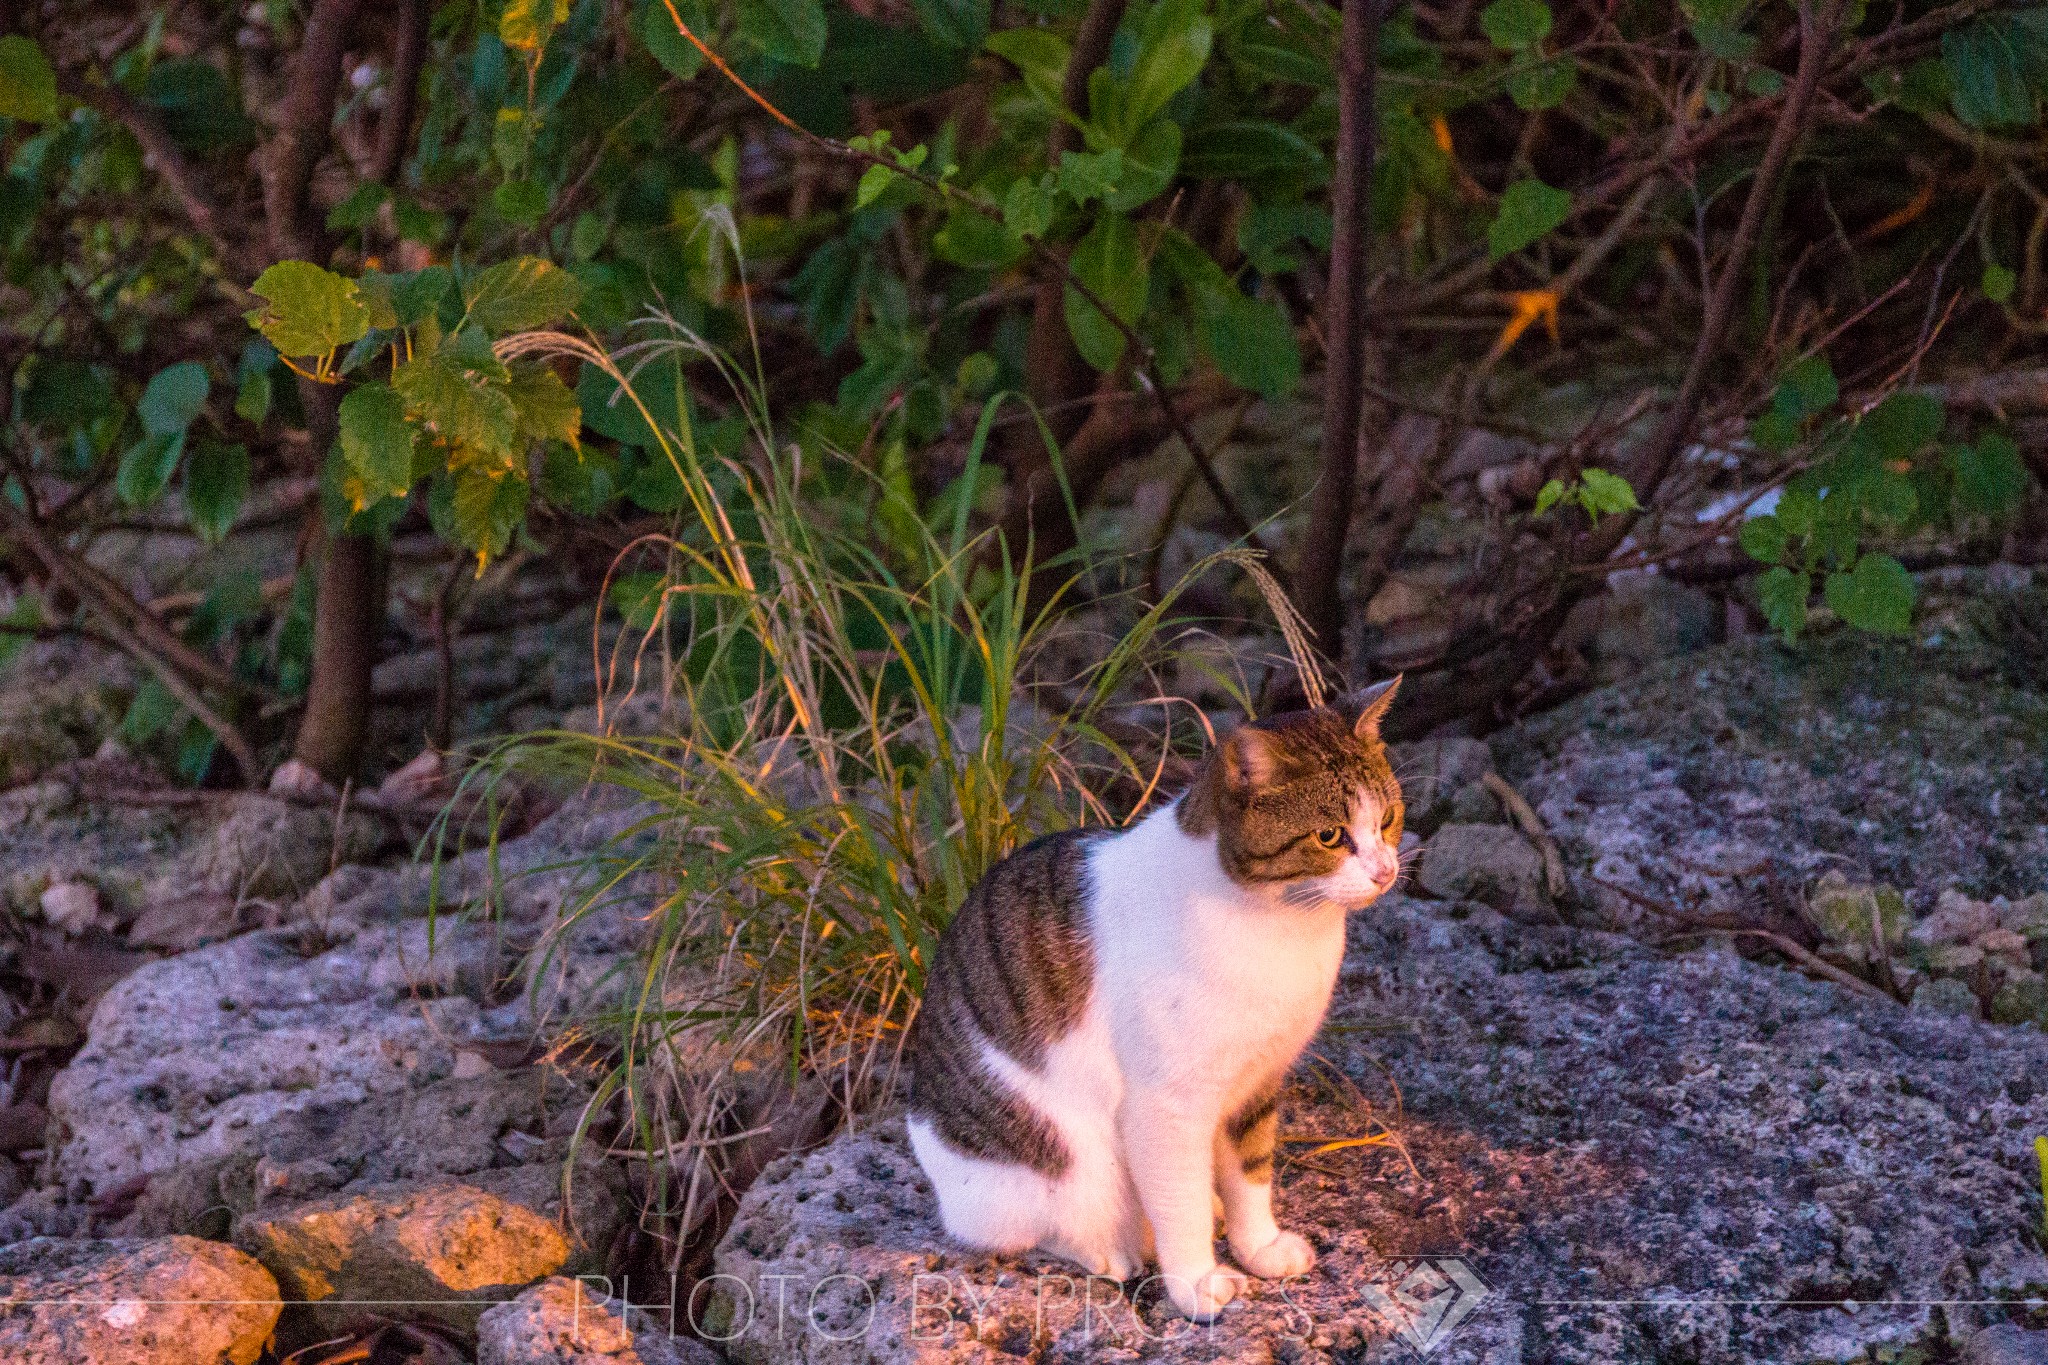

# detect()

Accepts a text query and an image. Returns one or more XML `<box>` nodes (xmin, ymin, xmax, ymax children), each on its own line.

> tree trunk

<box><xmin>1292</xmin><ymin>0</ymin><xmax>1381</xmax><ymax>668</ymax></box>
<box><xmin>295</xmin><ymin>530</ymin><xmax>386</xmax><ymax>782</ymax></box>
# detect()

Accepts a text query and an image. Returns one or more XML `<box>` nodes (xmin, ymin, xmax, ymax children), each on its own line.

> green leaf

<box><xmin>235</xmin><ymin>368</ymin><xmax>272</xmax><ymax>426</ymax></box>
<box><xmin>1942</xmin><ymin>12</ymin><xmax>2048</xmax><ymax>129</ymax></box>
<box><xmin>504</xmin><ymin>365</ymin><xmax>583</xmax><ymax>449</ymax></box>
<box><xmin>117</xmin><ymin>431</ymin><xmax>185</xmax><ymax>507</ymax></box>
<box><xmin>1487</xmin><ymin>178</ymin><xmax>1571</xmax><ymax>260</ymax></box>
<box><xmin>450</xmin><ymin>469</ymin><xmax>530</xmax><ymax>568</ymax></box>
<box><xmin>501</xmin><ymin>0</ymin><xmax>571</xmax><ymax>51</ymax></box>
<box><xmin>1508</xmin><ymin>56</ymin><xmax>1576</xmax><ymax>110</ymax></box>
<box><xmin>1064</xmin><ymin>216</ymin><xmax>1148</xmax><ymax>373</ymax></box>
<box><xmin>1948</xmin><ymin>432</ymin><xmax>2030</xmax><ymax>516</ymax></box>
<box><xmin>1772</xmin><ymin>354</ymin><xmax>1837</xmax><ymax>423</ymax></box>
<box><xmin>339</xmin><ymin>383</ymin><xmax>419</xmax><ymax>502</ymax></box>
<box><xmin>393</xmin><ymin>353</ymin><xmax>519</xmax><ymax>455</ymax></box>
<box><xmin>0</xmin><ymin>596</ymin><xmax>41</xmax><ymax>673</ymax></box>
<box><xmin>1120</xmin><ymin>0</ymin><xmax>1212</xmax><ymax>133</ymax></box>
<box><xmin>1238</xmin><ymin>201</ymin><xmax>1331</xmax><ymax>275</ymax></box>
<box><xmin>1481</xmin><ymin>0</ymin><xmax>1552</xmax><ymax>50</ymax></box>
<box><xmin>641</xmin><ymin>0</ymin><xmax>708</xmax><ymax>80</ymax></box>
<box><xmin>494</xmin><ymin>179</ymin><xmax>548</xmax><ymax>225</ymax></box>
<box><xmin>856</xmin><ymin>164</ymin><xmax>900</xmax><ymax>210</ymax></box>
<box><xmin>739</xmin><ymin>0</ymin><xmax>828</xmax><ymax>67</ymax></box>
<box><xmin>1854</xmin><ymin>391</ymin><xmax>1943</xmax><ymax>462</ymax></box>
<box><xmin>1738</xmin><ymin>512</ymin><xmax>1788</xmax><ymax>564</ymax></box>
<box><xmin>985</xmin><ymin>28</ymin><xmax>1070</xmax><ymax>109</ymax></box>
<box><xmin>1534</xmin><ymin>478</ymin><xmax>1566</xmax><ymax>516</ymax></box>
<box><xmin>1200</xmin><ymin>291</ymin><xmax>1300</xmax><ymax>400</ymax></box>
<box><xmin>1055</xmin><ymin>148</ymin><xmax>1124</xmax><ymax>205</ymax></box>
<box><xmin>143</xmin><ymin>60</ymin><xmax>255</xmax><ymax>153</ymax></box>
<box><xmin>184</xmin><ymin>439</ymin><xmax>250</xmax><ymax>545</ymax></box>
<box><xmin>247</xmin><ymin>262</ymin><xmax>371</xmax><ymax>359</ymax></box>
<box><xmin>934</xmin><ymin>207</ymin><xmax>1027</xmax><ymax>269</ymax></box>
<box><xmin>1180</xmin><ymin>120</ymin><xmax>1325</xmax><ymax>181</ymax></box>
<box><xmin>1757</xmin><ymin>565</ymin><xmax>1810</xmax><ymax>640</ymax></box>
<box><xmin>139</xmin><ymin>362</ymin><xmax>210</xmax><ymax>435</ymax></box>
<box><xmin>462</xmin><ymin>255</ymin><xmax>581</xmax><ymax>332</ymax></box>
<box><xmin>912</xmin><ymin>0</ymin><xmax>991</xmax><ymax>50</ymax></box>
<box><xmin>1578</xmin><ymin>467</ymin><xmax>1640</xmax><ymax>517</ymax></box>
<box><xmin>327</xmin><ymin>183</ymin><xmax>389</xmax><ymax>233</ymax></box>
<box><xmin>1824</xmin><ymin>553</ymin><xmax>1915</xmax><ymax>636</ymax></box>
<box><xmin>1106</xmin><ymin>118</ymin><xmax>1180</xmax><ymax>211</ymax></box>
<box><xmin>1003</xmin><ymin>176</ymin><xmax>1056</xmax><ymax>237</ymax></box>
<box><xmin>1983</xmin><ymin>262</ymin><xmax>2017</xmax><ymax>303</ymax></box>
<box><xmin>0</xmin><ymin>36</ymin><xmax>59</xmax><ymax>124</ymax></box>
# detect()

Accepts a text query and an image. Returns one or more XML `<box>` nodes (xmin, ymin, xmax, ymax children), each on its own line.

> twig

<box><xmin>1481</xmin><ymin>771</ymin><xmax>1567</xmax><ymax>901</ymax></box>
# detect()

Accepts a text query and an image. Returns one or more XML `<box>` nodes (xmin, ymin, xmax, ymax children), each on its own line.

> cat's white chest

<box><xmin>1084</xmin><ymin>808</ymin><xmax>1348</xmax><ymax>1092</ymax></box>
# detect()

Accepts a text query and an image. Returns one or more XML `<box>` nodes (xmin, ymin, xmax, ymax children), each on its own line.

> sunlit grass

<box><xmin>440</xmin><ymin>276</ymin><xmax>1321</xmax><ymax>1250</ymax></box>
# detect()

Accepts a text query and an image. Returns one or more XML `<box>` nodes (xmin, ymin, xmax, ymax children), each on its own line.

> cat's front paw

<box><xmin>1234</xmin><ymin>1229</ymin><xmax>1316</xmax><ymax>1279</ymax></box>
<box><xmin>1164</xmin><ymin>1262</ymin><xmax>1247</xmax><ymax>1322</ymax></box>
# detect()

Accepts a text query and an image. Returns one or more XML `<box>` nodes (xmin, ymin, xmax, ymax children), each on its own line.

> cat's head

<box><xmin>1179</xmin><ymin>677</ymin><xmax>1404</xmax><ymax>910</ymax></box>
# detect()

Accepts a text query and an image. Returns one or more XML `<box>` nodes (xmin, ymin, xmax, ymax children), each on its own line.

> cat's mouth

<box><xmin>1278</xmin><ymin>877</ymin><xmax>1395</xmax><ymax>911</ymax></box>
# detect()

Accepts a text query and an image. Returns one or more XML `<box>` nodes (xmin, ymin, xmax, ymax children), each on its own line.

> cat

<box><xmin>906</xmin><ymin>678</ymin><xmax>1404</xmax><ymax>1322</ymax></box>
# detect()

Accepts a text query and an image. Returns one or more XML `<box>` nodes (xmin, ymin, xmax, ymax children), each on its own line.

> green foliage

<box><xmin>1488</xmin><ymin>178</ymin><xmax>1571</xmax><ymax>260</ymax></box>
<box><xmin>247</xmin><ymin>263</ymin><xmax>370</xmax><ymax>363</ymax></box>
<box><xmin>1534</xmin><ymin>467</ymin><xmax>1638</xmax><ymax>521</ymax></box>
<box><xmin>185</xmin><ymin>439</ymin><xmax>250</xmax><ymax>545</ymax></box>
<box><xmin>1737</xmin><ymin>357</ymin><xmax>2034</xmax><ymax>640</ymax></box>
<box><xmin>0</xmin><ymin>36</ymin><xmax>58</xmax><ymax>124</ymax></box>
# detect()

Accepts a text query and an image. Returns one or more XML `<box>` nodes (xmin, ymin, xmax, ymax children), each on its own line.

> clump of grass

<box><xmin>450</xmin><ymin>295</ymin><xmax>1321</xmax><ymax>1254</ymax></box>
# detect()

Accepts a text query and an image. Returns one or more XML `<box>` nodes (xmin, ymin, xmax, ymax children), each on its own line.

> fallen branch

<box><xmin>1481</xmin><ymin>771</ymin><xmax>1568</xmax><ymax>902</ymax></box>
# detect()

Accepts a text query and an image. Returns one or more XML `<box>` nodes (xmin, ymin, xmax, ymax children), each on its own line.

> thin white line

<box><xmin>1534</xmin><ymin>1300</ymin><xmax>2044</xmax><ymax>1307</ymax></box>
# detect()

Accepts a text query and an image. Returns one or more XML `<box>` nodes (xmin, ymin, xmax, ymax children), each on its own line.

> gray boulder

<box><xmin>1416</xmin><ymin>823</ymin><xmax>1549</xmax><ymax>918</ymax></box>
<box><xmin>1965</xmin><ymin>1325</ymin><xmax>2048</xmax><ymax>1365</ymax></box>
<box><xmin>710</xmin><ymin>895</ymin><xmax>2048</xmax><ymax>1364</ymax></box>
<box><xmin>1492</xmin><ymin>608</ymin><xmax>2048</xmax><ymax>934</ymax></box>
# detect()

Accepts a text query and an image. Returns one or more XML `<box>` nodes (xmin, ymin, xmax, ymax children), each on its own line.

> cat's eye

<box><xmin>1381</xmin><ymin>807</ymin><xmax>1400</xmax><ymax>832</ymax></box>
<box><xmin>1314</xmin><ymin>827</ymin><xmax>1349</xmax><ymax>850</ymax></box>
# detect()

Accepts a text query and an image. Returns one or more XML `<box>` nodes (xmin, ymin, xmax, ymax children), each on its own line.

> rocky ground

<box><xmin>0</xmin><ymin>567</ymin><xmax>2044</xmax><ymax>1362</ymax></box>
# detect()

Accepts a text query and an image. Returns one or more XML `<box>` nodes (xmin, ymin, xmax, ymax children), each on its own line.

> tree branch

<box><xmin>371</xmin><ymin>0</ymin><xmax>427</xmax><ymax>187</ymax></box>
<box><xmin>262</xmin><ymin>0</ymin><xmax>364</xmax><ymax>261</ymax></box>
<box><xmin>58</xmin><ymin>76</ymin><xmax>251</xmax><ymax>275</ymax></box>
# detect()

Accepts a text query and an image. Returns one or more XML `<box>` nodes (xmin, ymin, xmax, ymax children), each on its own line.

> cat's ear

<box><xmin>1218</xmin><ymin>723</ymin><xmax>1280</xmax><ymax>794</ymax></box>
<box><xmin>1344</xmin><ymin>674</ymin><xmax>1402</xmax><ymax>738</ymax></box>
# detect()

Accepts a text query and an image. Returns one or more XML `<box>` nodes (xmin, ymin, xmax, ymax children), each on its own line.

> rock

<box><xmin>713</xmin><ymin>896</ymin><xmax>2048</xmax><ymax>1364</ymax></box>
<box><xmin>46</xmin><ymin>918</ymin><xmax>516</xmax><ymax>1195</ymax></box>
<box><xmin>1493</xmin><ymin>617</ymin><xmax>2048</xmax><ymax>939</ymax></box>
<box><xmin>1964</xmin><ymin>1325</ymin><xmax>2048</xmax><ymax>1365</ymax></box>
<box><xmin>0</xmin><ymin>652</ymin><xmax>128</xmax><ymax>788</ymax></box>
<box><xmin>235</xmin><ymin>1164</ymin><xmax>619</xmax><ymax>1335</ymax></box>
<box><xmin>1807</xmin><ymin>872</ymin><xmax>1912</xmax><ymax>947</ymax></box>
<box><xmin>1911</xmin><ymin>976</ymin><xmax>1981</xmax><ymax>1017</ymax></box>
<box><xmin>1384</xmin><ymin>737</ymin><xmax>1495</xmax><ymax>836</ymax></box>
<box><xmin>1912</xmin><ymin>888</ymin><xmax>2006</xmax><ymax>948</ymax></box>
<box><xmin>1416</xmin><ymin>824</ymin><xmax>1548</xmax><ymax>917</ymax></box>
<box><xmin>2004</xmin><ymin>893</ymin><xmax>2048</xmax><ymax>939</ymax></box>
<box><xmin>0</xmin><ymin>1235</ymin><xmax>280</xmax><ymax>1365</ymax></box>
<box><xmin>169</xmin><ymin>793</ymin><xmax>380</xmax><ymax>903</ymax></box>
<box><xmin>1444</xmin><ymin>779</ymin><xmax>1504</xmax><ymax>825</ymax></box>
<box><xmin>1990</xmin><ymin>971</ymin><xmax>2048</xmax><ymax>1027</ymax></box>
<box><xmin>478</xmin><ymin>1277</ymin><xmax>719</xmax><ymax>1365</ymax></box>
<box><xmin>1558</xmin><ymin>574</ymin><xmax>1724</xmax><ymax>684</ymax></box>
<box><xmin>38</xmin><ymin>880</ymin><xmax>106</xmax><ymax>935</ymax></box>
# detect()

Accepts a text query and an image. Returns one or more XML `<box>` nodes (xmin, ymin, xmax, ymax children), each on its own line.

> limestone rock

<box><xmin>0</xmin><ymin>1235</ymin><xmax>280</xmax><ymax>1365</ymax></box>
<box><xmin>1493</xmin><ymin>618</ymin><xmax>2048</xmax><ymax>938</ymax></box>
<box><xmin>1416</xmin><ymin>823</ymin><xmax>1547</xmax><ymax>917</ymax></box>
<box><xmin>168</xmin><ymin>793</ymin><xmax>380</xmax><ymax>903</ymax></box>
<box><xmin>1964</xmin><ymin>1325</ymin><xmax>2048</xmax><ymax>1365</ymax></box>
<box><xmin>46</xmin><ymin>918</ymin><xmax>511</xmax><ymax>1194</ymax></box>
<box><xmin>235</xmin><ymin>1164</ymin><xmax>619</xmax><ymax>1335</ymax></box>
<box><xmin>478</xmin><ymin>1277</ymin><xmax>719</xmax><ymax>1365</ymax></box>
<box><xmin>1808</xmin><ymin>872</ymin><xmax>1912</xmax><ymax>947</ymax></box>
<box><xmin>712</xmin><ymin>896</ymin><xmax>2048</xmax><ymax>1364</ymax></box>
<box><xmin>1911</xmin><ymin>975</ymin><xmax>1982</xmax><ymax>1017</ymax></box>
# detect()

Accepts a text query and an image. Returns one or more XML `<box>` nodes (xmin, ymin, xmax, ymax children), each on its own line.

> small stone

<box><xmin>477</xmin><ymin>1277</ymin><xmax>717</xmax><ymax>1365</ymax></box>
<box><xmin>1990</xmin><ymin>972</ymin><xmax>2048</xmax><ymax>1027</ymax></box>
<box><xmin>1926</xmin><ymin>943</ymin><xmax>1987</xmax><ymax>974</ymax></box>
<box><xmin>2002</xmin><ymin>893</ymin><xmax>2048</xmax><ymax>939</ymax></box>
<box><xmin>1979</xmin><ymin>928</ymin><xmax>2033</xmax><ymax>965</ymax></box>
<box><xmin>1962</xmin><ymin>1324</ymin><xmax>2048</xmax><ymax>1365</ymax></box>
<box><xmin>1910</xmin><ymin>889</ymin><xmax>2002</xmax><ymax>948</ymax></box>
<box><xmin>1910</xmin><ymin>976</ymin><xmax>1981</xmax><ymax>1018</ymax></box>
<box><xmin>1810</xmin><ymin>872</ymin><xmax>1912</xmax><ymax>947</ymax></box>
<box><xmin>0</xmin><ymin>1235</ymin><xmax>281</xmax><ymax>1365</ymax></box>
<box><xmin>1446</xmin><ymin>780</ymin><xmax>1506</xmax><ymax>825</ymax></box>
<box><xmin>1417</xmin><ymin>824</ymin><xmax>1547</xmax><ymax>916</ymax></box>
<box><xmin>38</xmin><ymin>881</ymin><xmax>103</xmax><ymax>936</ymax></box>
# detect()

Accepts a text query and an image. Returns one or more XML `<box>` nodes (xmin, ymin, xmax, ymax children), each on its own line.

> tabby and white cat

<box><xmin>906</xmin><ymin>679</ymin><xmax>1404</xmax><ymax>1322</ymax></box>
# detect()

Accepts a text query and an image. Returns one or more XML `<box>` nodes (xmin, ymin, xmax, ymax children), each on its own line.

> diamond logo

<box><xmin>1360</xmin><ymin>1258</ymin><xmax>1490</xmax><ymax>1357</ymax></box>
